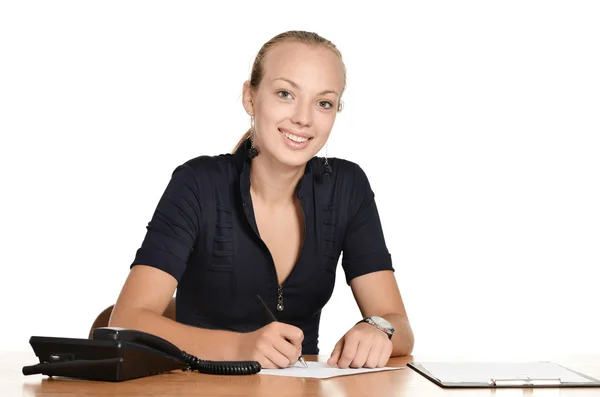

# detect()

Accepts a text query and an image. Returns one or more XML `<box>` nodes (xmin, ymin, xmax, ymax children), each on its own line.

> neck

<box><xmin>249</xmin><ymin>155</ymin><xmax>306</xmax><ymax>206</ymax></box>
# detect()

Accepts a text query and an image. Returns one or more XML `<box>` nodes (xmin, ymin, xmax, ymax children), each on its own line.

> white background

<box><xmin>1</xmin><ymin>1</ymin><xmax>599</xmax><ymax>358</ymax></box>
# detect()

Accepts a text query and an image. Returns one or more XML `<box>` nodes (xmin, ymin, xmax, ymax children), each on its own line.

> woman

<box><xmin>109</xmin><ymin>30</ymin><xmax>414</xmax><ymax>369</ymax></box>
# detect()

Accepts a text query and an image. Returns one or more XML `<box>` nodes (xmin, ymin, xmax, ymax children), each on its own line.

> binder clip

<box><xmin>491</xmin><ymin>377</ymin><xmax>563</xmax><ymax>387</ymax></box>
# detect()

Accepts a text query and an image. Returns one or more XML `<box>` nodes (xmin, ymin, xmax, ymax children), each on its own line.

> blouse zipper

<box><xmin>242</xmin><ymin>195</ymin><xmax>307</xmax><ymax>314</ymax></box>
<box><xmin>282</xmin><ymin>200</ymin><xmax>307</xmax><ymax>310</ymax></box>
<box><xmin>242</xmin><ymin>199</ymin><xmax>285</xmax><ymax>314</ymax></box>
<box><xmin>277</xmin><ymin>285</ymin><xmax>284</xmax><ymax>311</ymax></box>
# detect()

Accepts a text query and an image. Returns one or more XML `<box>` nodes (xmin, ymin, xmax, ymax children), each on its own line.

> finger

<box><xmin>258</xmin><ymin>356</ymin><xmax>281</xmax><ymax>369</ymax></box>
<box><xmin>350</xmin><ymin>339</ymin><xmax>371</xmax><ymax>368</ymax></box>
<box><xmin>327</xmin><ymin>339</ymin><xmax>344</xmax><ymax>366</ymax></box>
<box><xmin>364</xmin><ymin>341</ymin><xmax>384</xmax><ymax>368</ymax></box>
<box><xmin>262</xmin><ymin>342</ymin><xmax>294</xmax><ymax>368</ymax></box>
<box><xmin>377</xmin><ymin>341</ymin><xmax>393</xmax><ymax>368</ymax></box>
<box><xmin>255</xmin><ymin>340</ymin><xmax>286</xmax><ymax>369</ymax></box>
<box><xmin>337</xmin><ymin>335</ymin><xmax>359</xmax><ymax>369</ymax></box>
<box><xmin>272</xmin><ymin>334</ymin><xmax>301</xmax><ymax>366</ymax></box>
<box><xmin>277</xmin><ymin>323</ymin><xmax>304</xmax><ymax>349</ymax></box>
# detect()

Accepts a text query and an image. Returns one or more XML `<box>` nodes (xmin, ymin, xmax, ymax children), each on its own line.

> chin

<box><xmin>261</xmin><ymin>130</ymin><xmax>321</xmax><ymax>168</ymax></box>
<box><xmin>274</xmin><ymin>149</ymin><xmax>315</xmax><ymax>169</ymax></box>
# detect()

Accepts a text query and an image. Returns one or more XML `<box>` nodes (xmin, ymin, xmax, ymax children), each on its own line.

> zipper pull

<box><xmin>276</xmin><ymin>285</ymin><xmax>284</xmax><ymax>312</ymax></box>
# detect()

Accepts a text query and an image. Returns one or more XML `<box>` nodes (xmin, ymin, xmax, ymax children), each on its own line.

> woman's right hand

<box><xmin>237</xmin><ymin>322</ymin><xmax>304</xmax><ymax>369</ymax></box>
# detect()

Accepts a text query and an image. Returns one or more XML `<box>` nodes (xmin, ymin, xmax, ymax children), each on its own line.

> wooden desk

<box><xmin>3</xmin><ymin>351</ymin><xmax>600</xmax><ymax>396</ymax></box>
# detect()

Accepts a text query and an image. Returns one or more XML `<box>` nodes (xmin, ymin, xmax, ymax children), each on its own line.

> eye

<box><xmin>277</xmin><ymin>90</ymin><xmax>293</xmax><ymax>100</ymax></box>
<box><xmin>319</xmin><ymin>100</ymin><xmax>333</xmax><ymax>109</ymax></box>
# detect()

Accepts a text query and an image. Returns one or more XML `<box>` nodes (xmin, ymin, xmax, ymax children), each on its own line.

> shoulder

<box><xmin>331</xmin><ymin>157</ymin><xmax>368</xmax><ymax>178</ymax></box>
<box><xmin>158</xmin><ymin>153</ymin><xmax>236</xmax><ymax>196</ymax></box>
<box><xmin>170</xmin><ymin>153</ymin><xmax>236</xmax><ymax>180</ymax></box>
<box><xmin>180</xmin><ymin>152</ymin><xmax>234</xmax><ymax>173</ymax></box>
<box><xmin>316</xmin><ymin>156</ymin><xmax>372</xmax><ymax>190</ymax></box>
<box><xmin>311</xmin><ymin>156</ymin><xmax>375</xmax><ymax>214</ymax></box>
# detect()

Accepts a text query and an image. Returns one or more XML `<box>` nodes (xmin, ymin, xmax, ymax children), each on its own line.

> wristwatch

<box><xmin>356</xmin><ymin>316</ymin><xmax>395</xmax><ymax>340</ymax></box>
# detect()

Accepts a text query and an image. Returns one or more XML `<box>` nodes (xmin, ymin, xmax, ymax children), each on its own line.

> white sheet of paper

<box><xmin>258</xmin><ymin>361</ymin><xmax>404</xmax><ymax>379</ymax></box>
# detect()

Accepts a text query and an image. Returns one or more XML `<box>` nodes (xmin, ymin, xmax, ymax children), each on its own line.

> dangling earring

<box><xmin>321</xmin><ymin>142</ymin><xmax>332</xmax><ymax>176</ymax></box>
<box><xmin>248</xmin><ymin>116</ymin><xmax>259</xmax><ymax>158</ymax></box>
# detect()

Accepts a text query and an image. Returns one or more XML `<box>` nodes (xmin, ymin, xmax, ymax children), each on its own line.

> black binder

<box><xmin>408</xmin><ymin>361</ymin><xmax>600</xmax><ymax>388</ymax></box>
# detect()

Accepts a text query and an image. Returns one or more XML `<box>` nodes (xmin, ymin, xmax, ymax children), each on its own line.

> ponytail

<box><xmin>232</xmin><ymin>129</ymin><xmax>251</xmax><ymax>153</ymax></box>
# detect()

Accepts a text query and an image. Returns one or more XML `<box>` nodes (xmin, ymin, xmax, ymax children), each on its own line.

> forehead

<box><xmin>262</xmin><ymin>41</ymin><xmax>344</xmax><ymax>93</ymax></box>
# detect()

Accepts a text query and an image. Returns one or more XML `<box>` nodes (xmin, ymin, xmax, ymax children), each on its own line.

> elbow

<box><xmin>107</xmin><ymin>315</ymin><xmax>123</xmax><ymax>328</ymax></box>
<box><xmin>393</xmin><ymin>335</ymin><xmax>414</xmax><ymax>357</ymax></box>
<box><xmin>390</xmin><ymin>315</ymin><xmax>415</xmax><ymax>357</ymax></box>
<box><xmin>392</xmin><ymin>335</ymin><xmax>414</xmax><ymax>357</ymax></box>
<box><xmin>107</xmin><ymin>305</ymin><xmax>138</xmax><ymax>329</ymax></box>
<box><xmin>391</xmin><ymin>331</ymin><xmax>414</xmax><ymax>357</ymax></box>
<box><xmin>107</xmin><ymin>305</ymin><xmax>164</xmax><ymax>330</ymax></box>
<box><xmin>106</xmin><ymin>310</ymin><xmax>125</xmax><ymax>328</ymax></box>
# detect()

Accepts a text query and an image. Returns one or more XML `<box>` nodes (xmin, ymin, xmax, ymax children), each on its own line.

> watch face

<box><xmin>371</xmin><ymin>316</ymin><xmax>393</xmax><ymax>330</ymax></box>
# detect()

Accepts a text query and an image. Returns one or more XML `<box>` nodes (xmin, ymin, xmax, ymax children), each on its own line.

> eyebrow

<box><xmin>274</xmin><ymin>77</ymin><xmax>339</xmax><ymax>97</ymax></box>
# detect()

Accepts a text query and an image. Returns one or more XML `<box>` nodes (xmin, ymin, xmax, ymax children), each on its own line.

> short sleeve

<box><xmin>341</xmin><ymin>164</ymin><xmax>394</xmax><ymax>285</ymax></box>
<box><xmin>131</xmin><ymin>163</ymin><xmax>202</xmax><ymax>282</ymax></box>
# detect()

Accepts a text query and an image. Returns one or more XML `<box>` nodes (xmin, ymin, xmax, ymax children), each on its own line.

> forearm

<box><xmin>382</xmin><ymin>313</ymin><xmax>414</xmax><ymax>356</ymax></box>
<box><xmin>108</xmin><ymin>308</ymin><xmax>241</xmax><ymax>361</ymax></box>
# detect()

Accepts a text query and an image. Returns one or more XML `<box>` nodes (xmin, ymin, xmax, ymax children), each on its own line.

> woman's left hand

<box><xmin>327</xmin><ymin>322</ymin><xmax>393</xmax><ymax>368</ymax></box>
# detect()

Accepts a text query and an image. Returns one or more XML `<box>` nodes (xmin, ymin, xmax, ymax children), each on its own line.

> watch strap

<box><xmin>356</xmin><ymin>317</ymin><xmax>394</xmax><ymax>340</ymax></box>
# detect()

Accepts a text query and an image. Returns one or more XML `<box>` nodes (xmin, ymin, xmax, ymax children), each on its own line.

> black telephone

<box><xmin>22</xmin><ymin>327</ymin><xmax>261</xmax><ymax>381</ymax></box>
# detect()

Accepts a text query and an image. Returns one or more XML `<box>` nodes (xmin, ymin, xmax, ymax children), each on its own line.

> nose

<box><xmin>291</xmin><ymin>102</ymin><xmax>311</xmax><ymax>127</ymax></box>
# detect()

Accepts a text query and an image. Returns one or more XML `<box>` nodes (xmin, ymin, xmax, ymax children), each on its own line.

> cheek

<box><xmin>257</xmin><ymin>100</ymin><xmax>289</xmax><ymax>125</ymax></box>
<box><xmin>315</xmin><ymin>112</ymin><xmax>336</xmax><ymax>134</ymax></box>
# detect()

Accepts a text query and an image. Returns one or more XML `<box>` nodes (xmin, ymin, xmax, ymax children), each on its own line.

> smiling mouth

<box><xmin>279</xmin><ymin>129</ymin><xmax>312</xmax><ymax>143</ymax></box>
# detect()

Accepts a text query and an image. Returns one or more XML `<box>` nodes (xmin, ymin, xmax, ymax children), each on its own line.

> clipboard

<box><xmin>407</xmin><ymin>361</ymin><xmax>600</xmax><ymax>388</ymax></box>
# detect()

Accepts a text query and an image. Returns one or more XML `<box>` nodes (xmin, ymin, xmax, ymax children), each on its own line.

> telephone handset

<box><xmin>22</xmin><ymin>327</ymin><xmax>261</xmax><ymax>381</ymax></box>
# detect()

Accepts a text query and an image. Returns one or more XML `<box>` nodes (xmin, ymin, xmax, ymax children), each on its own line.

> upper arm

<box><xmin>339</xmin><ymin>163</ymin><xmax>406</xmax><ymax>317</ymax></box>
<box><xmin>110</xmin><ymin>264</ymin><xmax>178</xmax><ymax>322</ymax></box>
<box><xmin>340</xmin><ymin>163</ymin><xmax>394</xmax><ymax>284</ymax></box>
<box><xmin>349</xmin><ymin>270</ymin><xmax>408</xmax><ymax>318</ymax></box>
<box><xmin>111</xmin><ymin>163</ymin><xmax>203</xmax><ymax>321</ymax></box>
<box><xmin>131</xmin><ymin>163</ymin><xmax>203</xmax><ymax>282</ymax></box>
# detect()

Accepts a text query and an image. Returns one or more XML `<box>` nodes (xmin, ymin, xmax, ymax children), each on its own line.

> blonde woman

<box><xmin>109</xmin><ymin>30</ymin><xmax>414</xmax><ymax>370</ymax></box>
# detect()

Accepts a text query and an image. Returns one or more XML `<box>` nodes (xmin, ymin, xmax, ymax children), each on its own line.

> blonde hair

<box><xmin>233</xmin><ymin>30</ymin><xmax>347</xmax><ymax>152</ymax></box>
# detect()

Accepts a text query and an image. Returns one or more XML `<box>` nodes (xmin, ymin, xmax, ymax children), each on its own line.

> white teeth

<box><xmin>282</xmin><ymin>131</ymin><xmax>308</xmax><ymax>143</ymax></box>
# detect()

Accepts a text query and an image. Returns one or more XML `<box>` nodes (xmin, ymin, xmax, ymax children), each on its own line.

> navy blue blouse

<box><xmin>131</xmin><ymin>139</ymin><xmax>394</xmax><ymax>354</ymax></box>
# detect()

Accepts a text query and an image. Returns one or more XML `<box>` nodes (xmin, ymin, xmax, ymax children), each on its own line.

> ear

<box><xmin>242</xmin><ymin>80</ymin><xmax>255</xmax><ymax>116</ymax></box>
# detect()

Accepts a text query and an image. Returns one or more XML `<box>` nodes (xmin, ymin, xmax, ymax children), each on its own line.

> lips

<box><xmin>278</xmin><ymin>128</ymin><xmax>313</xmax><ymax>143</ymax></box>
<box><xmin>278</xmin><ymin>128</ymin><xmax>312</xmax><ymax>150</ymax></box>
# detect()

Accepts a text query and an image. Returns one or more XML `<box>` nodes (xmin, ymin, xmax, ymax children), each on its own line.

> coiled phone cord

<box><xmin>181</xmin><ymin>351</ymin><xmax>261</xmax><ymax>375</ymax></box>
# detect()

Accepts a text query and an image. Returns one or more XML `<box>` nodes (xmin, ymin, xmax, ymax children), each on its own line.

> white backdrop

<box><xmin>1</xmin><ymin>1</ymin><xmax>599</xmax><ymax>358</ymax></box>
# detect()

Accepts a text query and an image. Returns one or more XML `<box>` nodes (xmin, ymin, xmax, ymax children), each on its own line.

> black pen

<box><xmin>255</xmin><ymin>294</ymin><xmax>308</xmax><ymax>368</ymax></box>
